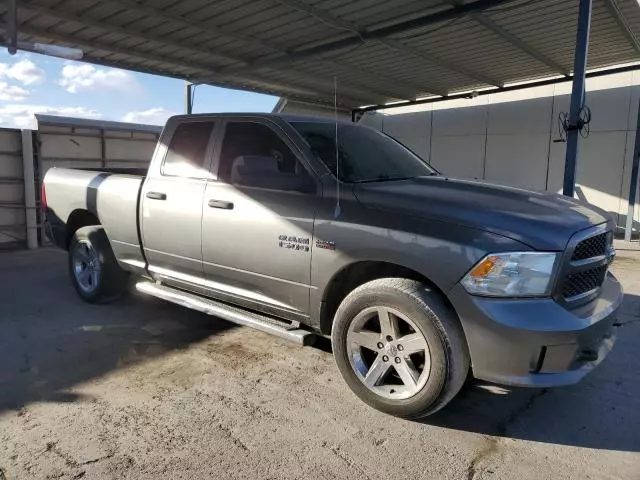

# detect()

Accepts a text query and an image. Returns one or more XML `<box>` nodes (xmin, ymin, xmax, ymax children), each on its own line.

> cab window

<box><xmin>218</xmin><ymin>122</ymin><xmax>312</xmax><ymax>192</ymax></box>
<box><xmin>162</xmin><ymin>121</ymin><xmax>215</xmax><ymax>178</ymax></box>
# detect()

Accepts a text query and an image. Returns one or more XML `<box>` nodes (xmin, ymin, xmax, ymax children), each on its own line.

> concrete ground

<box><xmin>0</xmin><ymin>249</ymin><xmax>638</xmax><ymax>480</ymax></box>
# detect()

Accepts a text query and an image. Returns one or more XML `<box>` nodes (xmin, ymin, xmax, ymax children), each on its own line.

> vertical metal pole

<box><xmin>563</xmin><ymin>0</ymin><xmax>592</xmax><ymax>197</ymax></box>
<box><xmin>185</xmin><ymin>82</ymin><xmax>193</xmax><ymax>114</ymax></box>
<box><xmin>7</xmin><ymin>0</ymin><xmax>18</xmax><ymax>55</ymax></box>
<box><xmin>625</xmin><ymin>99</ymin><xmax>640</xmax><ymax>241</ymax></box>
<box><xmin>351</xmin><ymin>110</ymin><xmax>357</xmax><ymax>123</ymax></box>
<box><xmin>100</xmin><ymin>128</ymin><xmax>106</xmax><ymax>168</ymax></box>
<box><xmin>21</xmin><ymin>129</ymin><xmax>37</xmax><ymax>249</ymax></box>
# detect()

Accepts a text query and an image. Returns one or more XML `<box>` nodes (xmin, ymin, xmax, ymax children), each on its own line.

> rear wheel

<box><xmin>68</xmin><ymin>226</ymin><xmax>128</xmax><ymax>303</ymax></box>
<box><xmin>331</xmin><ymin>278</ymin><xmax>469</xmax><ymax>418</ymax></box>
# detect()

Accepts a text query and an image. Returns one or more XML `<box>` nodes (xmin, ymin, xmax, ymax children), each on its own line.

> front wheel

<box><xmin>331</xmin><ymin>278</ymin><xmax>469</xmax><ymax>419</ymax></box>
<box><xmin>68</xmin><ymin>226</ymin><xmax>129</xmax><ymax>303</ymax></box>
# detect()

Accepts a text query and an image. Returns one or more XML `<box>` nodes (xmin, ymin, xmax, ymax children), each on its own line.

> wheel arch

<box><xmin>319</xmin><ymin>260</ymin><xmax>452</xmax><ymax>335</ymax></box>
<box><xmin>65</xmin><ymin>209</ymin><xmax>101</xmax><ymax>249</ymax></box>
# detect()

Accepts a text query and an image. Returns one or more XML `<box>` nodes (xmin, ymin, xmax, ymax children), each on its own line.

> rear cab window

<box><xmin>162</xmin><ymin>121</ymin><xmax>215</xmax><ymax>178</ymax></box>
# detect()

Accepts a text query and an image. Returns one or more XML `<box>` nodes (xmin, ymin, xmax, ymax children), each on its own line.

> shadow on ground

<box><xmin>422</xmin><ymin>293</ymin><xmax>640</xmax><ymax>453</ymax></box>
<box><xmin>0</xmin><ymin>249</ymin><xmax>235</xmax><ymax>413</ymax></box>
<box><xmin>2</xmin><ymin>249</ymin><xmax>639</xmax><ymax>455</ymax></box>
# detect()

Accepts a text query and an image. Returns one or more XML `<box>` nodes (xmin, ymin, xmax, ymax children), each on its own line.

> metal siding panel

<box><xmin>0</xmin><ymin>129</ymin><xmax>25</xmax><ymax>247</ymax></box>
<box><xmin>105</xmin><ymin>139</ymin><xmax>156</xmax><ymax>163</ymax></box>
<box><xmin>431</xmin><ymin>134</ymin><xmax>487</xmax><ymax>179</ymax></box>
<box><xmin>343</xmin><ymin>1</ymin><xmax>439</xmax><ymax>27</ymax></box>
<box><xmin>485</xmin><ymin>133</ymin><xmax>550</xmax><ymax>190</ymax></box>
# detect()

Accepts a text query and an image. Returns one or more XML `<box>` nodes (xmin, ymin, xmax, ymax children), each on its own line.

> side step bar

<box><xmin>136</xmin><ymin>281</ymin><xmax>316</xmax><ymax>346</ymax></box>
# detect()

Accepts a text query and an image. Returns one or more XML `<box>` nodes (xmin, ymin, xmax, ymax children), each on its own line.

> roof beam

<box><xmin>200</xmin><ymin>63</ymin><xmax>431</xmax><ymax>100</ymax></box>
<box><xmin>221</xmin><ymin>0</ymin><xmax>517</xmax><ymax>87</ymax></box>
<box><xmin>602</xmin><ymin>0</ymin><xmax>640</xmax><ymax>55</ymax></box>
<box><xmin>18</xmin><ymin>0</ymin><xmax>419</xmax><ymax>101</ymax></box>
<box><xmin>0</xmin><ymin>23</ymin><xmax>370</xmax><ymax>107</ymax></box>
<box><xmin>450</xmin><ymin>1</ymin><xmax>570</xmax><ymax>76</ymax></box>
<box><xmin>102</xmin><ymin>0</ymin><xmax>430</xmax><ymax>98</ymax></box>
<box><xmin>197</xmin><ymin>58</ymin><xmax>442</xmax><ymax>98</ymax></box>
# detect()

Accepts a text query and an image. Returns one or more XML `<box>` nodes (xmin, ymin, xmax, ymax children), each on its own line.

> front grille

<box><xmin>572</xmin><ymin>232</ymin><xmax>608</xmax><ymax>261</ymax></box>
<box><xmin>562</xmin><ymin>265</ymin><xmax>608</xmax><ymax>299</ymax></box>
<box><xmin>558</xmin><ymin>228</ymin><xmax>613</xmax><ymax>304</ymax></box>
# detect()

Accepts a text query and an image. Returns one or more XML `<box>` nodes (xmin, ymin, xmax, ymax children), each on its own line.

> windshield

<box><xmin>289</xmin><ymin>121</ymin><xmax>437</xmax><ymax>183</ymax></box>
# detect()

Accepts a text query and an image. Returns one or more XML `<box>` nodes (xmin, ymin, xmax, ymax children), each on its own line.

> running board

<box><xmin>136</xmin><ymin>281</ymin><xmax>316</xmax><ymax>346</ymax></box>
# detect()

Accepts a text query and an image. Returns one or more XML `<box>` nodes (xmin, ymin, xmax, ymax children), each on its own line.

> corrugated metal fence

<box><xmin>36</xmin><ymin>115</ymin><xmax>160</xmax><ymax>177</ymax></box>
<box><xmin>0</xmin><ymin>128</ymin><xmax>27</xmax><ymax>249</ymax></box>
<box><xmin>0</xmin><ymin>115</ymin><xmax>161</xmax><ymax>250</ymax></box>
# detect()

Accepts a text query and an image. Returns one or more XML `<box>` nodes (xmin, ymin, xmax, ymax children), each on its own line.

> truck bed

<box><xmin>43</xmin><ymin>167</ymin><xmax>146</xmax><ymax>270</ymax></box>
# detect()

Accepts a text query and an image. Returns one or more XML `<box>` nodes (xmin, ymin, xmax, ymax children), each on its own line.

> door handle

<box><xmin>208</xmin><ymin>199</ymin><xmax>234</xmax><ymax>210</ymax></box>
<box><xmin>146</xmin><ymin>191</ymin><xmax>167</xmax><ymax>200</ymax></box>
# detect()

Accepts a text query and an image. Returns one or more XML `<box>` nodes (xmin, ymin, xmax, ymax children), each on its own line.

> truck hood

<box><xmin>353</xmin><ymin>176</ymin><xmax>610</xmax><ymax>251</ymax></box>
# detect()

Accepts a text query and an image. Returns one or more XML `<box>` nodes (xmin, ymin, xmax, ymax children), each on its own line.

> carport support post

<box><xmin>563</xmin><ymin>0</ymin><xmax>593</xmax><ymax>197</ymax></box>
<box><xmin>7</xmin><ymin>0</ymin><xmax>17</xmax><ymax>54</ymax></box>
<box><xmin>21</xmin><ymin>129</ymin><xmax>38</xmax><ymax>250</ymax></box>
<box><xmin>185</xmin><ymin>82</ymin><xmax>193</xmax><ymax>114</ymax></box>
<box><xmin>624</xmin><ymin>99</ymin><xmax>640</xmax><ymax>241</ymax></box>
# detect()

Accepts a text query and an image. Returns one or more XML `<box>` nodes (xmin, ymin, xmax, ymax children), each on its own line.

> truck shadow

<box><xmin>420</xmin><ymin>294</ymin><xmax>640</xmax><ymax>452</ymax></box>
<box><xmin>3</xmin><ymin>250</ymin><xmax>639</xmax><ymax>454</ymax></box>
<box><xmin>0</xmin><ymin>249</ymin><xmax>236</xmax><ymax>414</ymax></box>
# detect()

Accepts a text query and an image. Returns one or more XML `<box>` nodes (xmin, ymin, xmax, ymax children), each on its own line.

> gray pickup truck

<box><xmin>43</xmin><ymin>113</ymin><xmax>622</xmax><ymax>418</ymax></box>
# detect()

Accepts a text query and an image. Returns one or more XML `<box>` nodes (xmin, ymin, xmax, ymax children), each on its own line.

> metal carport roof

<box><xmin>1</xmin><ymin>0</ymin><xmax>640</xmax><ymax>110</ymax></box>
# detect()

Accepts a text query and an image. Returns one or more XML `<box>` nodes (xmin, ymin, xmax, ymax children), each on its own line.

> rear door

<box><xmin>141</xmin><ymin>118</ymin><xmax>217</xmax><ymax>279</ymax></box>
<box><xmin>201</xmin><ymin>118</ymin><xmax>320</xmax><ymax>319</ymax></box>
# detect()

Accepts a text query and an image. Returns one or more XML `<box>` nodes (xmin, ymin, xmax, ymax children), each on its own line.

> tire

<box><xmin>331</xmin><ymin>278</ymin><xmax>469</xmax><ymax>419</ymax></box>
<box><xmin>68</xmin><ymin>226</ymin><xmax>129</xmax><ymax>303</ymax></box>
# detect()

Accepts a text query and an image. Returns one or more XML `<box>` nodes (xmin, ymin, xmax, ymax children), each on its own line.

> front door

<box><xmin>201</xmin><ymin>120</ymin><xmax>319</xmax><ymax>319</ymax></box>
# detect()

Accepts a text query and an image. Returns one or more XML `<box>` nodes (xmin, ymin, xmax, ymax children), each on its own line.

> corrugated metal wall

<box><xmin>361</xmin><ymin>71</ymin><xmax>640</xmax><ymax>235</ymax></box>
<box><xmin>0</xmin><ymin>128</ymin><xmax>26</xmax><ymax>249</ymax></box>
<box><xmin>36</xmin><ymin>118</ymin><xmax>160</xmax><ymax>179</ymax></box>
<box><xmin>34</xmin><ymin>117</ymin><xmax>161</xmax><ymax>248</ymax></box>
<box><xmin>0</xmin><ymin>116</ymin><xmax>161</xmax><ymax>250</ymax></box>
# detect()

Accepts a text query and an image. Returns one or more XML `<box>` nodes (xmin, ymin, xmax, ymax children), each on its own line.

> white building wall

<box><xmin>360</xmin><ymin>71</ymin><xmax>640</xmax><ymax>232</ymax></box>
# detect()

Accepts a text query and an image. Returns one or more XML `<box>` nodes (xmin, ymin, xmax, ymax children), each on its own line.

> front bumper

<box><xmin>449</xmin><ymin>273</ymin><xmax>623</xmax><ymax>387</ymax></box>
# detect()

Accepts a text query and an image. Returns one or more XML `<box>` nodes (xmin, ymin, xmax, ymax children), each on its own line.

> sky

<box><xmin>0</xmin><ymin>49</ymin><xmax>279</xmax><ymax>129</ymax></box>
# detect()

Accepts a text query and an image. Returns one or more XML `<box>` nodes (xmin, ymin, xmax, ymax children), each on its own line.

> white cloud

<box><xmin>0</xmin><ymin>104</ymin><xmax>101</xmax><ymax>128</ymax></box>
<box><xmin>0</xmin><ymin>82</ymin><xmax>29</xmax><ymax>101</ymax></box>
<box><xmin>122</xmin><ymin>107</ymin><xmax>175</xmax><ymax>125</ymax></box>
<box><xmin>59</xmin><ymin>64</ymin><xmax>137</xmax><ymax>93</ymax></box>
<box><xmin>0</xmin><ymin>59</ymin><xmax>45</xmax><ymax>85</ymax></box>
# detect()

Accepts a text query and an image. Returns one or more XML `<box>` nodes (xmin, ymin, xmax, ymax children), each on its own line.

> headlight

<box><xmin>461</xmin><ymin>252</ymin><xmax>558</xmax><ymax>297</ymax></box>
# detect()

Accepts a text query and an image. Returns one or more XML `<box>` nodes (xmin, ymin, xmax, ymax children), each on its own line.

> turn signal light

<box><xmin>469</xmin><ymin>256</ymin><xmax>498</xmax><ymax>277</ymax></box>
